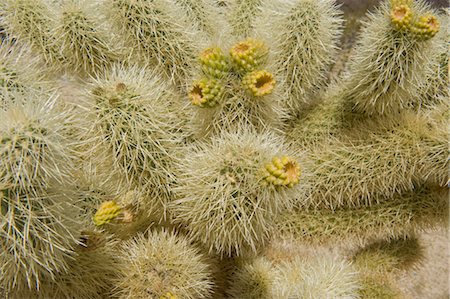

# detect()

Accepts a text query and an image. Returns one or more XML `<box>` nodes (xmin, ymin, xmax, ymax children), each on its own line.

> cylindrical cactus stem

<box><xmin>7</xmin><ymin>231</ymin><xmax>120</xmax><ymax>299</ymax></box>
<box><xmin>0</xmin><ymin>40</ymin><xmax>51</xmax><ymax>110</ymax></box>
<box><xmin>228</xmin><ymin>257</ymin><xmax>276</xmax><ymax>299</ymax></box>
<box><xmin>172</xmin><ymin>0</ymin><xmax>220</xmax><ymax>36</ymax></box>
<box><xmin>0</xmin><ymin>0</ymin><xmax>59</xmax><ymax>64</ymax></box>
<box><xmin>228</xmin><ymin>0</ymin><xmax>264</xmax><ymax>37</ymax></box>
<box><xmin>299</xmin><ymin>109</ymin><xmax>448</xmax><ymax>209</ymax></box>
<box><xmin>77</xmin><ymin>65</ymin><xmax>187</xmax><ymax>219</ymax></box>
<box><xmin>278</xmin><ymin>186</ymin><xmax>448</xmax><ymax>245</ymax></box>
<box><xmin>115</xmin><ymin>230</ymin><xmax>214</xmax><ymax>299</ymax></box>
<box><xmin>106</xmin><ymin>0</ymin><xmax>200</xmax><ymax>85</ymax></box>
<box><xmin>169</xmin><ymin>130</ymin><xmax>302</xmax><ymax>256</ymax></box>
<box><xmin>52</xmin><ymin>0</ymin><xmax>119</xmax><ymax>75</ymax></box>
<box><xmin>352</xmin><ymin>236</ymin><xmax>424</xmax><ymax>275</ymax></box>
<box><xmin>0</xmin><ymin>96</ymin><xmax>81</xmax><ymax>293</ymax></box>
<box><xmin>343</xmin><ymin>0</ymin><xmax>443</xmax><ymax>115</ymax></box>
<box><xmin>199</xmin><ymin>47</ymin><xmax>231</xmax><ymax>78</ymax></box>
<box><xmin>228</xmin><ymin>252</ymin><xmax>359</xmax><ymax>298</ymax></box>
<box><xmin>255</xmin><ymin>0</ymin><xmax>343</xmax><ymax>113</ymax></box>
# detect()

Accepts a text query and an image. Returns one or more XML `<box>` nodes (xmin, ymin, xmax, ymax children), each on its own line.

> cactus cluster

<box><xmin>0</xmin><ymin>0</ymin><xmax>447</xmax><ymax>298</ymax></box>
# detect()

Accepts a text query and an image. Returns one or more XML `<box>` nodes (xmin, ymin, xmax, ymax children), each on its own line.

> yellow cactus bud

<box><xmin>411</xmin><ymin>14</ymin><xmax>440</xmax><ymax>40</ymax></box>
<box><xmin>188</xmin><ymin>78</ymin><xmax>224</xmax><ymax>108</ymax></box>
<box><xmin>242</xmin><ymin>70</ymin><xmax>276</xmax><ymax>97</ymax></box>
<box><xmin>390</xmin><ymin>4</ymin><xmax>412</xmax><ymax>30</ymax></box>
<box><xmin>199</xmin><ymin>47</ymin><xmax>230</xmax><ymax>78</ymax></box>
<box><xmin>230</xmin><ymin>39</ymin><xmax>268</xmax><ymax>73</ymax></box>
<box><xmin>93</xmin><ymin>201</ymin><xmax>122</xmax><ymax>226</ymax></box>
<box><xmin>160</xmin><ymin>292</ymin><xmax>177</xmax><ymax>299</ymax></box>
<box><xmin>262</xmin><ymin>156</ymin><xmax>301</xmax><ymax>188</ymax></box>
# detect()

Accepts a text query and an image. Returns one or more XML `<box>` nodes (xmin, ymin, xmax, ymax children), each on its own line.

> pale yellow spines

<box><xmin>242</xmin><ymin>70</ymin><xmax>276</xmax><ymax>97</ymax></box>
<box><xmin>199</xmin><ymin>47</ymin><xmax>230</xmax><ymax>78</ymax></box>
<box><xmin>230</xmin><ymin>38</ymin><xmax>268</xmax><ymax>73</ymax></box>
<box><xmin>188</xmin><ymin>78</ymin><xmax>224</xmax><ymax>108</ymax></box>
<box><xmin>390</xmin><ymin>4</ymin><xmax>413</xmax><ymax>30</ymax></box>
<box><xmin>390</xmin><ymin>0</ymin><xmax>412</xmax><ymax>6</ymax></box>
<box><xmin>262</xmin><ymin>156</ymin><xmax>300</xmax><ymax>188</ymax></box>
<box><xmin>93</xmin><ymin>200</ymin><xmax>122</xmax><ymax>226</ymax></box>
<box><xmin>411</xmin><ymin>14</ymin><xmax>440</xmax><ymax>40</ymax></box>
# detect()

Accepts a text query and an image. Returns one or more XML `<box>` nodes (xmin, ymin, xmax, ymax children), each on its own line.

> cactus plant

<box><xmin>0</xmin><ymin>0</ymin><xmax>447</xmax><ymax>297</ymax></box>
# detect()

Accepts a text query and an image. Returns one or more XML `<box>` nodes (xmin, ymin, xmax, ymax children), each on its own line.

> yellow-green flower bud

<box><xmin>160</xmin><ymin>292</ymin><xmax>177</xmax><ymax>299</ymax></box>
<box><xmin>230</xmin><ymin>39</ymin><xmax>268</xmax><ymax>73</ymax></box>
<box><xmin>242</xmin><ymin>70</ymin><xmax>276</xmax><ymax>97</ymax></box>
<box><xmin>261</xmin><ymin>156</ymin><xmax>301</xmax><ymax>188</ymax></box>
<box><xmin>390</xmin><ymin>4</ymin><xmax>412</xmax><ymax>30</ymax></box>
<box><xmin>411</xmin><ymin>14</ymin><xmax>440</xmax><ymax>40</ymax></box>
<box><xmin>188</xmin><ymin>78</ymin><xmax>224</xmax><ymax>108</ymax></box>
<box><xmin>199</xmin><ymin>47</ymin><xmax>230</xmax><ymax>78</ymax></box>
<box><xmin>93</xmin><ymin>200</ymin><xmax>122</xmax><ymax>226</ymax></box>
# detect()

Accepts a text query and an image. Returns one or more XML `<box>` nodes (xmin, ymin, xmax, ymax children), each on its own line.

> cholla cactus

<box><xmin>170</xmin><ymin>130</ymin><xmax>302</xmax><ymax>256</ymax></box>
<box><xmin>0</xmin><ymin>96</ymin><xmax>81</xmax><ymax>293</ymax></box>
<box><xmin>52</xmin><ymin>0</ymin><xmax>119</xmax><ymax>75</ymax></box>
<box><xmin>77</xmin><ymin>65</ymin><xmax>186</xmax><ymax>217</ymax></box>
<box><xmin>0</xmin><ymin>0</ymin><xmax>447</xmax><ymax>297</ymax></box>
<box><xmin>115</xmin><ymin>230</ymin><xmax>213</xmax><ymax>299</ymax></box>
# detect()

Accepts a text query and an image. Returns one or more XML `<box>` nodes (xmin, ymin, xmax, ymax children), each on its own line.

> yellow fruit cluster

<box><xmin>242</xmin><ymin>70</ymin><xmax>276</xmax><ymax>97</ymax></box>
<box><xmin>261</xmin><ymin>156</ymin><xmax>301</xmax><ymax>188</ymax></box>
<box><xmin>410</xmin><ymin>14</ymin><xmax>440</xmax><ymax>40</ymax></box>
<box><xmin>93</xmin><ymin>200</ymin><xmax>122</xmax><ymax>226</ymax></box>
<box><xmin>390</xmin><ymin>5</ymin><xmax>412</xmax><ymax>30</ymax></box>
<box><xmin>160</xmin><ymin>292</ymin><xmax>177</xmax><ymax>299</ymax></box>
<box><xmin>188</xmin><ymin>78</ymin><xmax>224</xmax><ymax>108</ymax></box>
<box><xmin>229</xmin><ymin>38</ymin><xmax>268</xmax><ymax>73</ymax></box>
<box><xmin>199</xmin><ymin>47</ymin><xmax>230</xmax><ymax>78</ymax></box>
<box><xmin>390</xmin><ymin>2</ymin><xmax>440</xmax><ymax>40</ymax></box>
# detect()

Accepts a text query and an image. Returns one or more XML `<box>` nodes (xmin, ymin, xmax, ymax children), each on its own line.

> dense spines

<box><xmin>8</xmin><ymin>232</ymin><xmax>120</xmax><ymax>299</ymax></box>
<box><xmin>273</xmin><ymin>255</ymin><xmax>359</xmax><ymax>298</ymax></box>
<box><xmin>0</xmin><ymin>40</ymin><xmax>50</xmax><ymax>109</ymax></box>
<box><xmin>228</xmin><ymin>257</ymin><xmax>275</xmax><ymax>299</ymax></box>
<box><xmin>0</xmin><ymin>0</ymin><xmax>59</xmax><ymax>63</ymax></box>
<box><xmin>297</xmin><ymin>109</ymin><xmax>448</xmax><ymax>209</ymax></box>
<box><xmin>228</xmin><ymin>0</ymin><xmax>263</xmax><ymax>37</ymax></box>
<box><xmin>352</xmin><ymin>237</ymin><xmax>424</xmax><ymax>274</ymax></box>
<box><xmin>107</xmin><ymin>0</ymin><xmax>200</xmax><ymax>85</ymax></box>
<box><xmin>257</xmin><ymin>0</ymin><xmax>343</xmax><ymax>112</ymax></box>
<box><xmin>0</xmin><ymin>97</ymin><xmax>81</xmax><ymax>293</ymax></box>
<box><xmin>228</xmin><ymin>251</ymin><xmax>360</xmax><ymax>298</ymax></box>
<box><xmin>115</xmin><ymin>230</ymin><xmax>214</xmax><ymax>299</ymax></box>
<box><xmin>78</xmin><ymin>65</ymin><xmax>186</xmax><ymax>217</ymax></box>
<box><xmin>343</xmin><ymin>0</ymin><xmax>442</xmax><ymax>115</ymax></box>
<box><xmin>170</xmin><ymin>130</ymin><xmax>302</xmax><ymax>256</ymax></box>
<box><xmin>278</xmin><ymin>187</ymin><xmax>448</xmax><ymax>244</ymax></box>
<box><xmin>53</xmin><ymin>0</ymin><xmax>118</xmax><ymax>75</ymax></box>
<box><xmin>173</xmin><ymin>0</ymin><xmax>220</xmax><ymax>36</ymax></box>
